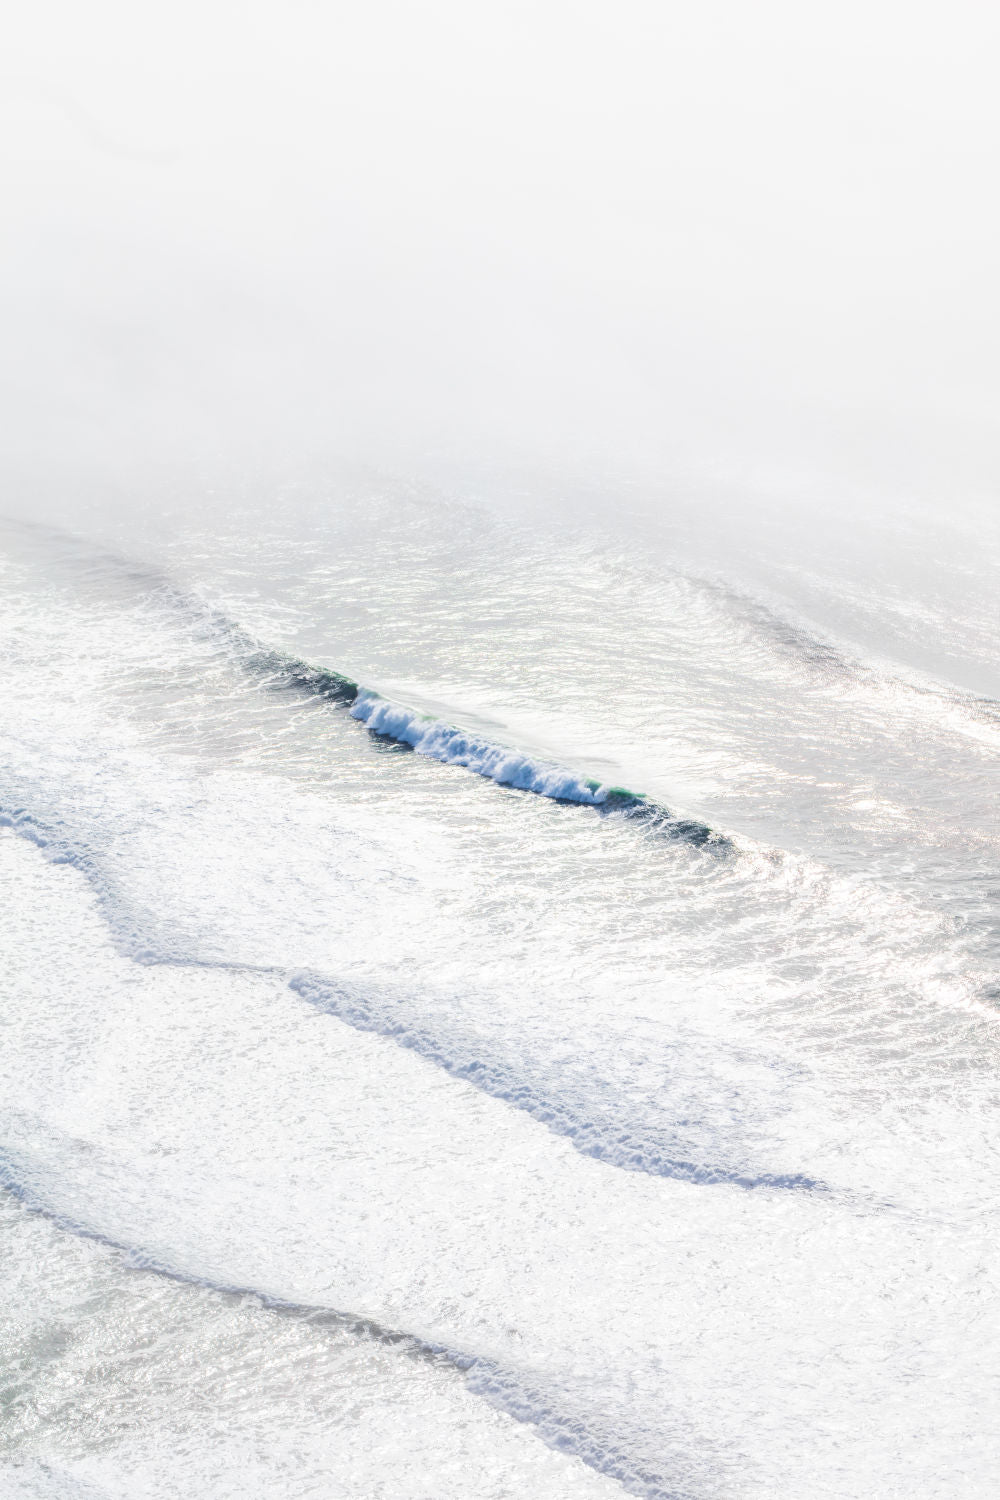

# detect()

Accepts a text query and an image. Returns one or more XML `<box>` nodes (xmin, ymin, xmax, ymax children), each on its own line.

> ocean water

<box><xmin>1</xmin><ymin>490</ymin><xmax>998</xmax><ymax>1499</ymax></box>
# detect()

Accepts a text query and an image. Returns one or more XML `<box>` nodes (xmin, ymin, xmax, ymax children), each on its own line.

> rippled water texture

<box><xmin>1</xmin><ymin>498</ymin><xmax>998</xmax><ymax>1498</ymax></box>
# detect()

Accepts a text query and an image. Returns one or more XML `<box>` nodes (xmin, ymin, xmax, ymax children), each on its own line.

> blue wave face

<box><xmin>351</xmin><ymin>689</ymin><xmax>613</xmax><ymax>803</ymax></box>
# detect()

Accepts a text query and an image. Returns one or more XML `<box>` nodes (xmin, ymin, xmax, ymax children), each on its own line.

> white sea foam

<box><xmin>4</xmin><ymin>831</ymin><xmax>1000</xmax><ymax>1499</ymax></box>
<box><xmin>0</xmin><ymin>543</ymin><xmax>987</xmax><ymax>1209</ymax></box>
<box><xmin>0</xmin><ymin>1196</ymin><xmax>621</xmax><ymax>1500</ymax></box>
<box><xmin>4</xmin><ymin>522</ymin><xmax>1000</xmax><ymax>1499</ymax></box>
<box><xmin>350</xmin><ymin>690</ymin><xmax>613</xmax><ymax>803</ymax></box>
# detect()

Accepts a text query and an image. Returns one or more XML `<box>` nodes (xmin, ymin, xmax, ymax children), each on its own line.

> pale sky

<box><xmin>4</xmin><ymin>1</ymin><xmax>1000</xmax><ymax>510</ymax></box>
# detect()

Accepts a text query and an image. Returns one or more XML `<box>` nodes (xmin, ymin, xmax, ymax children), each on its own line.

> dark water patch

<box><xmin>599</xmin><ymin>794</ymin><xmax>734</xmax><ymax>853</ymax></box>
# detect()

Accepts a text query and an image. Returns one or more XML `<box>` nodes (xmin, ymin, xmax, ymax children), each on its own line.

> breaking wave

<box><xmin>194</xmin><ymin>620</ymin><xmax>730</xmax><ymax>846</ymax></box>
<box><xmin>261</xmin><ymin>671</ymin><xmax>727</xmax><ymax>846</ymax></box>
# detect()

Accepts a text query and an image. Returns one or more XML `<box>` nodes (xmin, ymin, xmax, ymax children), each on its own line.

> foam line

<box><xmin>0</xmin><ymin>805</ymin><xmax>813</xmax><ymax>1194</ymax></box>
<box><xmin>290</xmin><ymin>971</ymin><xmax>822</xmax><ymax>1193</ymax></box>
<box><xmin>0</xmin><ymin>1170</ymin><xmax>707</xmax><ymax>1500</ymax></box>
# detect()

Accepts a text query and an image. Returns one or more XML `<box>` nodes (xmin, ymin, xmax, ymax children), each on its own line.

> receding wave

<box><xmin>290</xmin><ymin>971</ymin><xmax>822</xmax><ymax>1193</ymax></box>
<box><xmin>0</xmin><ymin>1154</ymin><xmax>425</xmax><ymax>1349</ymax></box>
<box><xmin>0</xmin><ymin>1164</ymin><xmax>707</xmax><ymax>1500</ymax></box>
<box><xmin>0</xmin><ymin>804</ymin><xmax>813</xmax><ymax>1192</ymax></box>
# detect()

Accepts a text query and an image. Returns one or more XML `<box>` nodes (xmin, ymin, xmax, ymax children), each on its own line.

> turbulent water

<box><xmin>1</xmin><ymin>492</ymin><xmax>999</xmax><ymax>1499</ymax></box>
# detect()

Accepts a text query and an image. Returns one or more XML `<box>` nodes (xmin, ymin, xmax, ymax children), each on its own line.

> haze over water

<box><xmin>2</xmin><ymin>5</ymin><xmax>999</xmax><ymax>1497</ymax></box>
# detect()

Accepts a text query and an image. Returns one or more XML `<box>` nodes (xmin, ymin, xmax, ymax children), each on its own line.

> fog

<box><xmin>4</xmin><ymin>1</ymin><xmax>1000</xmax><ymax>534</ymax></box>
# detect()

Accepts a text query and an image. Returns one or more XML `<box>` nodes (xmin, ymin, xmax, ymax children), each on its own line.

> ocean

<box><xmin>1</xmin><ymin>481</ymin><xmax>998</xmax><ymax>1497</ymax></box>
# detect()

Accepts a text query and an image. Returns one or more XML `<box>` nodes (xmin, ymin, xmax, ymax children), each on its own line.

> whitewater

<box><xmin>0</xmin><ymin>489</ymin><xmax>998</xmax><ymax>1500</ymax></box>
